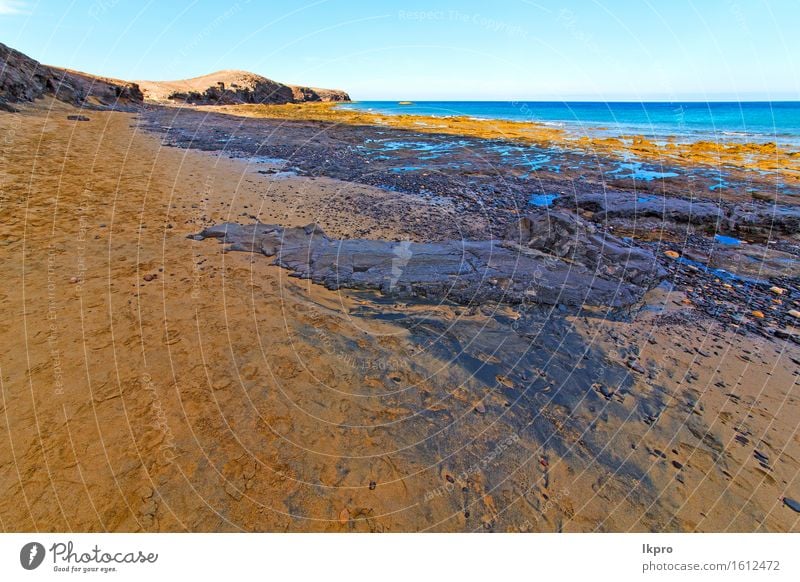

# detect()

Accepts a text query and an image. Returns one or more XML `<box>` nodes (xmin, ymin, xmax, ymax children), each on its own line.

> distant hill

<box><xmin>0</xmin><ymin>42</ymin><xmax>349</xmax><ymax>111</ymax></box>
<box><xmin>136</xmin><ymin>70</ymin><xmax>350</xmax><ymax>105</ymax></box>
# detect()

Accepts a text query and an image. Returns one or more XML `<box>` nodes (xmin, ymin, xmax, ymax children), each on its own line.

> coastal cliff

<box><xmin>0</xmin><ymin>42</ymin><xmax>349</xmax><ymax>110</ymax></box>
<box><xmin>0</xmin><ymin>42</ymin><xmax>143</xmax><ymax>111</ymax></box>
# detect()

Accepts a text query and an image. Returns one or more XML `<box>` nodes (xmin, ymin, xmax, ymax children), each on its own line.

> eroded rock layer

<box><xmin>192</xmin><ymin>212</ymin><xmax>666</xmax><ymax>308</ymax></box>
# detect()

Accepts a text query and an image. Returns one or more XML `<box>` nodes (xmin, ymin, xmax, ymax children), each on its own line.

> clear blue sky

<box><xmin>1</xmin><ymin>0</ymin><xmax>798</xmax><ymax>100</ymax></box>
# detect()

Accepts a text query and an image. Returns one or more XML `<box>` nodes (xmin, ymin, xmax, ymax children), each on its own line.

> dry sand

<box><xmin>1</xmin><ymin>100</ymin><xmax>798</xmax><ymax>532</ymax></box>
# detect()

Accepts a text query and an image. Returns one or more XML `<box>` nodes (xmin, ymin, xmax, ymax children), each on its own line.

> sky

<box><xmin>1</xmin><ymin>0</ymin><xmax>798</xmax><ymax>101</ymax></box>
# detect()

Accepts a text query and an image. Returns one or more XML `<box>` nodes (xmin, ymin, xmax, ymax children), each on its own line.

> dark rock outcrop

<box><xmin>192</xmin><ymin>212</ymin><xmax>666</xmax><ymax>309</ymax></box>
<box><xmin>506</xmin><ymin>211</ymin><xmax>665</xmax><ymax>289</ymax></box>
<box><xmin>0</xmin><ymin>42</ymin><xmax>143</xmax><ymax>110</ymax></box>
<box><xmin>288</xmin><ymin>85</ymin><xmax>350</xmax><ymax>103</ymax></box>
<box><xmin>573</xmin><ymin>191</ymin><xmax>800</xmax><ymax>237</ymax></box>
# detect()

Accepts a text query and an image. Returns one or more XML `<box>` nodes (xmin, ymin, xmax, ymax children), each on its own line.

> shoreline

<box><xmin>341</xmin><ymin>101</ymin><xmax>800</xmax><ymax>148</ymax></box>
<box><xmin>195</xmin><ymin>101</ymin><xmax>800</xmax><ymax>187</ymax></box>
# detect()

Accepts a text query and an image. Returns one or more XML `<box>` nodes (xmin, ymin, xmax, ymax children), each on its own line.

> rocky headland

<box><xmin>137</xmin><ymin>70</ymin><xmax>350</xmax><ymax>105</ymax></box>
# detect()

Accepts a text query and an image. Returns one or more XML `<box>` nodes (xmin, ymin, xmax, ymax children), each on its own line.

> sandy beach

<box><xmin>1</xmin><ymin>96</ymin><xmax>799</xmax><ymax>532</ymax></box>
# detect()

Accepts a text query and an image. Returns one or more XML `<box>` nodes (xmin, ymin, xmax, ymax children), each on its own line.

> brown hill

<box><xmin>1</xmin><ymin>42</ymin><xmax>349</xmax><ymax>111</ymax></box>
<box><xmin>137</xmin><ymin>69</ymin><xmax>350</xmax><ymax>105</ymax></box>
<box><xmin>0</xmin><ymin>42</ymin><xmax>142</xmax><ymax>111</ymax></box>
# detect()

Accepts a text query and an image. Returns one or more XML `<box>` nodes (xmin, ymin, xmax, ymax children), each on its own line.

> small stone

<box><xmin>627</xmin><ymin>359</ymin><xmax>646</xmax><ymax>374</ymax></box>
<box><xmin>784</xmin><ymin>497</ymin><xmax>800</xmax><ymax>512</ymax></box>
<box><xmin>751</xmin><ymin>310</ymin><xmax>765</xmax><ymax>319</ymax></box>
<box><xmin>67</xmin><ymin>114</ymin><xmax>90</xmax><ymax>121</ymax></box>
<box><xmin>369</xmin><ymin>481</ymin><xmax>376</xmax><ymax>491</ymax></box>
<box><xmin>672</xmin><ymin>460</ymin><xmax>684</xmax><ymax>470</ymax></box>
<box><xmin>593</xmin><ymin>382</ymin><xmax>614</xmax><ymax>399</ymax></box>
<box><xmin>788</xmin><ymin>309</ymin><xmax>800</xmax><ymax>319</ymax></box>
<box><xmin>473</xmin><ymin>401</ymin><xmax>486</xmax><ymax>414</ymax></box>
<box><xmin>770</xmin><ymin>286</ymin><xmax>787</xmax><ymax>295</ymax></box>
<box><xmin>143</xmin><ymin>273</ymin><xmax>156</xmax><ymax>282</ymax></box>
<box><xmin>69</xmin><ymin>276</ymin><xmax>79</xmax><ymax>284</ymax></box>
<box><xmin>338</xmin><ymin>507</ymin><xmax>350</xmax><ymax>524</ymax></box>
<box><xmin>664</xmin><ymin>250</ymin><xmax>680</xmax><ymax>259</ymax></box>
<box><xmin>224</xmin><ymin>482</ymin><xmax>242</xmax><ymax>500</ymax></box>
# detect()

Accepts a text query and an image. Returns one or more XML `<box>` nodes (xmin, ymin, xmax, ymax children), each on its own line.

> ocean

<box><xmin>337</xmin><ymin>101</ymin><xmax>800</xmax><ymax>146</ymax></box>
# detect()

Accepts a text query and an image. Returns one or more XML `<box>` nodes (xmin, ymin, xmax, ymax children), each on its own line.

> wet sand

<box><xmin>1</xmin><ymin>99</ymin><xmax>799</xmax><ymax>532</ymax></box>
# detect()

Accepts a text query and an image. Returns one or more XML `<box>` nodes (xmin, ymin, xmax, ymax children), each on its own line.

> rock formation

<box><xmin>137</xmin><ymin>70</ymin><xmax>350</xmax><ymax>105</ymax></box>
<box><xmin>192</xmin><ymin>211</ymin><xmax>666</xmax><ymax>309</ymax></box>
<box><xmin>573</xmin><ymin>191</ymin><xmax>800</xmax><ymax>237</ymax></box>
<box><xmin>0</xmin><ymin>42</ymin><xmax>143</xmax><ymax>111</ymax></box>
<box><xmin>1</xmin><ymin>42</ymin><xmax>348</xmax><ymax>111</ymax></box>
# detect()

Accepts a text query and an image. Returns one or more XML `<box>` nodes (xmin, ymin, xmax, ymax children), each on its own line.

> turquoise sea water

<box><xmin>338</xmin><ymin>101</ymin><xmax>800</xmax><ymax>146</ymax></box>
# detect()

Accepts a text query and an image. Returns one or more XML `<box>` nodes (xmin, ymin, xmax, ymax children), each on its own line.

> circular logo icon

<box><xmin>20</xmin><ymin>542</ymin><xmax>45</xmax><ymax>570</ymax></box>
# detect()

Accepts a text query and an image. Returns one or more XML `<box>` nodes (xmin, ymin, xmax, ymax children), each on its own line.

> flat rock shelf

<box><xmin>192</xmin><ymin>212</ymin><xmax>666</xmax><ymax>309</ymax></box>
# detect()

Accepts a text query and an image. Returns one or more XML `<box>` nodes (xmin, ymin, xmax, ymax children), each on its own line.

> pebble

<box><xmin>369</xmin><ymin>481</ymin><xmax>376</xmax><ymax>491</ymax></box>
<box><xmin>751</xmin><ymin>310</ymin><xmax>765</xmax><ymax>319</ymax></box>
<box><xmin>770</xmin><ymin>286</ymin><xmax>786</xmax><ymax>295</ymax></box>
<box><xmin>664</xmin><ymin>250</ymin><xmax>680</xmax><ymax>259</ymax></box>
<box><xmin>784</xmin><ymin>497</ymin><xmax>800</xmax><ymax>513</ymax></box>
<box><xmin>788</xmin><ymin>309</ymin><xmax>800</xmax><ymax>319</ymax></box>
<box><xmin>143</xmin><ymin>273</ymin><xmax>157</xmax><ymax>282</ymax></box>
<box><xmin>338</xmin><ymin>507</ymin><xmax>350</xmax><ymax>524</ymax></box>
<box><xmin>627</xmin><ymin>359</ymin><xmax>646</xmax><ymax>374</ymax></box>
<box><xmin>473</xmin><ymin>401</ymin><xmax>486</xmax><ymax>414</ymax></box>
<box><xmin>593</xmin><ymin>382</ymin><xmax>615</xmax><ymax>399</ymax></box>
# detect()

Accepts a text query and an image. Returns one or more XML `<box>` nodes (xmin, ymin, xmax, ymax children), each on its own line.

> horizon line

<box><xmin>349</xmin><ymin>98</ymin><xmax>800</xmax><ymax>103</ymax></box>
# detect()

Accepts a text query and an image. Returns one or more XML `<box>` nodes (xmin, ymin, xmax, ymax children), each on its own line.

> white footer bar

<box><xmin>1</xmin><ymin>533</ymin><xmax>797</xmax><ymax>581</ymax></box>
